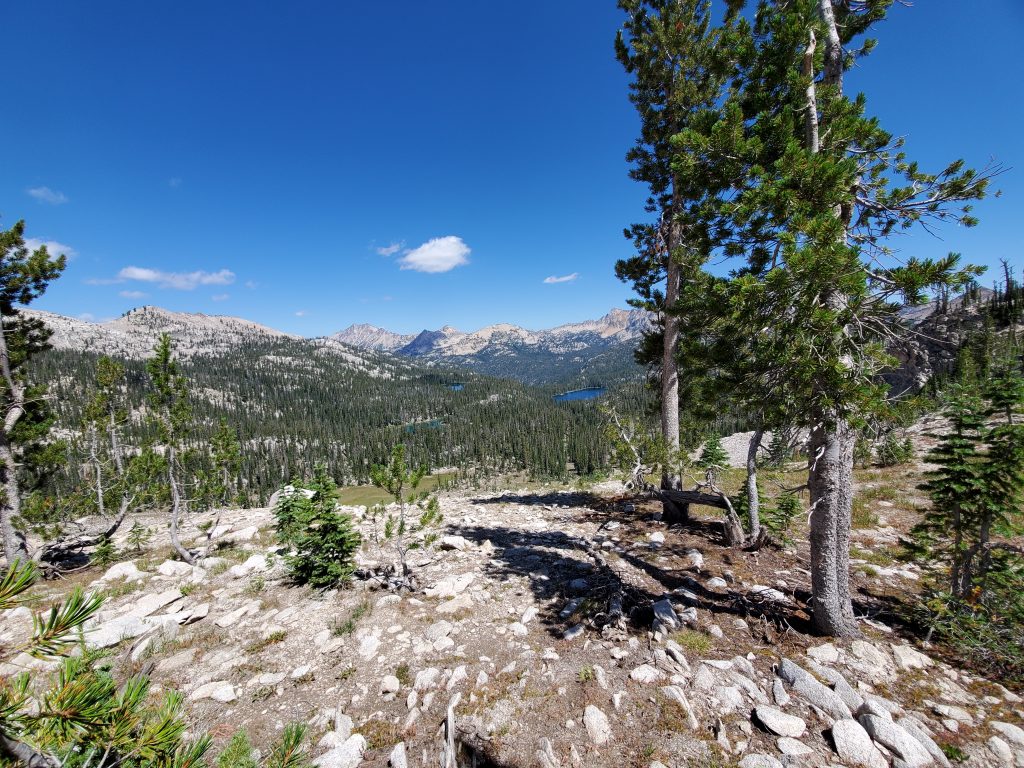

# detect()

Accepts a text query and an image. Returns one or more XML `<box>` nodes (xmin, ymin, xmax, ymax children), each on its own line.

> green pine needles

<box><xmin>273</xmin><ymin>464</ymin><xmax>361</xmax><ymax>590</ymax></box>
<box><xmin>0</xmin><ymin>559</ymin><xmax>210</xmax><ymax>768</ymax></box>
<box><xmin>909</xmin><ymin>345</ymin><xmax>1024</xmax><ymax>679</ymax></box>
<box><xmin>368</xmin><ymin>445</ymin><xmax>444</xmax><ymax>589</ymax></box>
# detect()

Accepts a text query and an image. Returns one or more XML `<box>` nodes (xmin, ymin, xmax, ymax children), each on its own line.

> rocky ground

<box><xmin>3</xmin><ymin>459</ymin><xmax>1023</xmax><ymax>768</ymax></box>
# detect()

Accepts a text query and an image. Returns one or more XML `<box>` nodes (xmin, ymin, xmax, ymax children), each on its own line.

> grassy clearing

<box><xmin>335</xmin><ymin>472</ymin><xmax>455</xmax><ymax>507</ymax></box>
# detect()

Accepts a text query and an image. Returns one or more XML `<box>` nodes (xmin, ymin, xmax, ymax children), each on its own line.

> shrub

<box><xmin>875</xmin><ymin>433</ymin><xmax>914</xmax><ymax>467</ymax></box>
<box><xmin>273</xmin><ymin>465</ymin><xmax>361</xmax><ymax>589</ymax></box>
<box><xmin>217</xmin><ymin>730</ymin><xmax>257</xmax><ymax>768</ymax></box>
<box><xmin>764</xmin><ymin>493</ymin><xmax>801</xmax><ymax>543</ymax></box>
<box><xmin>0</xmin><ymin>560</ymin><xmax>211</xmax><ymax>768</ymax></box>
<box><xmin>90</xmin><ymin>537</ymin><xmax>120</xmax><ymax>566</ymax></box>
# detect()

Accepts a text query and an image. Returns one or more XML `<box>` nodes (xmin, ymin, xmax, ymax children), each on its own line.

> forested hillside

<box><xmin>30</xmin><ymin>335</ymin><xmax>644</xmax><ymax>504</ymax></box>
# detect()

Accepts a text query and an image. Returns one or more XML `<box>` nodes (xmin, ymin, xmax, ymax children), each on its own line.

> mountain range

<box><xmin>30</xmin><ymin>306</ymin><xmax>651</xmax><ymax>388</ymax></box>
<box><xmin>331</xmin><ymin>308</ymin><xmax>650</xmax><ymax>386</ymax></box>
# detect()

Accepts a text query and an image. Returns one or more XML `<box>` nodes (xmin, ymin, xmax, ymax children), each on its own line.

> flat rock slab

<box><xmin>583</xmin><ymin>705</ymin><xmax>612</xmax><ymax>745</ymax></box>
<box><xmin>778</xmin><ymin>658</ymin><xmax>852</xmax><ymax>721</ymax></box>
<box><xmin>755</xmin><ymin>705</ymin><xmax>806</xmax><ymax>738</ymax></box>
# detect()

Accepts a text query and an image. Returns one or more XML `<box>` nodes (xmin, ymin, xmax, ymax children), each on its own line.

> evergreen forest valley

<box><xmin>1</xmin><ymin>3</ymin><xmax>1023</xmax><ymax>768</ymax></box>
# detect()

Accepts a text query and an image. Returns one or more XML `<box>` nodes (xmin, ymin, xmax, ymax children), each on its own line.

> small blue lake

<box><xmin>448</xmin><ymin>383</ymin><xmax>465</xmax><ymax>392</ymax></box>
<box><xmin>553</xmin><ymin>386</ymin><xmax>606</xmax><ymax>403</ymax></box>
<box><xmin>404</xmin><ymin>419</ymin><xmax>443</xmax><ymax>433</ymax></box>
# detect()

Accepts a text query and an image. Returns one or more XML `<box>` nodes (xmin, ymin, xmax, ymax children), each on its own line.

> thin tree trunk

<box><xmin>661</xmin><ymin>212</ymin><xmax>686</xmax><ymax>523</ymax></box>
<box><xmin>90</xmin><ymin>425</ymin><xmax>105</xmax><ymax>518</ymax></box>
<box><xmin>746</xmin><ymin>429</ymin><xmax>764</xmax><ymax>539</ymax></box>
<box><xmin>167</xmin><ymin>446</ymin><xmax>194</xmax><ymax>564</ymax></box>
<box><xmin>0</xmin><ymin>313</ymin><xmax>29</xmax><ymax>564</ymax></box>
<box><xmin>808</xmin><ymin>421</ymin><xmax>859</xmax><ymax>637</ymax></box>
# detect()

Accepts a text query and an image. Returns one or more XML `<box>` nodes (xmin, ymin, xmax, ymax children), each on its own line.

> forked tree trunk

<box><xmin>167</xmin><ymin>446</ymin><xmax>194</xmax><ymax>564</ymax></box>
<box><xmin>808</xmin><ymin>420</ymin><xmax>858</xmax><ymax>637</ymax></box>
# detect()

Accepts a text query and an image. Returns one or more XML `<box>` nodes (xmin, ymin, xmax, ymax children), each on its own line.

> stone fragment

<box><xmin>158</xmin><ymin>560</ymin><xmax>194</xmax><ymax>577</ymax></box>
<box><xmin>583</xmin><ymin>705</ymin><xmax>612</xmax><ymax>746</ymax></box>
<box><xmin>891</xmin><ymin>643</ymin><xmax>932</xmax><ymax>671</ymax></box>
<box><xmin>987</xmin><ymin>736</ymin><xmax>1014</xmax><ymax>766</ymax></box>
<box><xmin>440</xmin><ymin>535</ymin><xmax>470</xmax><ymax>551</ymax></box>
<box><xmin>776</xmin><ymin>737</ymin><xmax>813</xmax><ymax>756</ymax></box>
<box><xmin>831</xmin><ymin>719</ymin><xmax>887</xmax><ymax>768</ymax></box>
<box><xmin>388</xmin><ymin>741</ymin><xmax>407</xmax><ymax>768</ymax></box>
<box><xmin>737</xmin><ymin>755</ymin><xmax>783</xmax><ymax>768</ymax></box>
<box><xmin>898</xmin><ymin>717</ymin><xmax>951</xmax><ymax>768</ymax></box>
<box><xmin>807</xmin><ymin>642</ymin><xmax>840</xmax><ymax>664</ymax></box>
<box><xmin>191</xmin><ymin>681</ymin><xmax>236</xmax><ymax>702</ymax></box>
<box><xmin>660</xmin><ymin>686</ymin><xmax>699</xmax><ymax>730</ymax></box>
<box><xmin>629</xmin><ymin>664</ymin><xmax>665</xmax><ymax>685</ymax></box>
<box><xmin>313</xmin><ymin>735</ymin><xmax>366</xmax><ymax>768</ymax></box>
<box><xmin>380</xmin><ymin>675</ymin><xmax>401</xmax><ymax>695</ymax></box>
<box><xmin>414</xmin><ymin>667</ymin><xmax>440</xmax><ymax>691</ymax></box>
<box><xmin>754</xmin><ymin>705</ymin><xmax>806</xmax><ymax>738</ymax></box>
<box><xmin>651</xmin><ymin>599</ymin><xmax>679</xmax><ymax>631</ymax></box>
<box><xmin>100</xmin><ymin>561</ymin><xmax>147</xmax><ymax>582</ymax></box>
<box><xmin>425</xmin><ymin>573</ymin><xmax>474</xmax><ymax>599</ymax></box>
<box><xmin>777</xmin><ymin>658</ymin><xmax>852</xmax><ymax>721</ymax></box>
<box><xmin>859</xmin><ymin>714</ymin><xmax>934</xmax><ymax>767</ymax></box>
<box><xmin>991</xmin><ymin>722</ymin><xmax>1024</xmax><ymax>746</ymax></box>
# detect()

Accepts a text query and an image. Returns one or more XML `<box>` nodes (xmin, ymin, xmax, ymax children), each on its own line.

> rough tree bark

<box><xmin>0</xmin><ymin>314</ymin><xmax>29</xmax><ymax>564</ymax></box>
<box><xmin>745</xmin><ymin>429</ymin><xmax>763</xmax><ymax>540</ymax></box>
<box><xmin>660</xmin><ymin>208</ymin><xmax>687</xmax><ymax>524</ymax></box>
<box><xmin>803</xmin><ymin>0</ymin><xmax>859</xmax><ymax>637</ymax></box>
<box><xmin>167</xmin><ymin>445</ymin><xmax>194</xmax><ymax>565</ymax></box>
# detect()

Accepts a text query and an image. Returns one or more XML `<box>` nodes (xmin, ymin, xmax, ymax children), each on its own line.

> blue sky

<box><xmin>2</xmin><ymin>1</ymin><xmax>1021</xmax><ymax>336</ymax></box>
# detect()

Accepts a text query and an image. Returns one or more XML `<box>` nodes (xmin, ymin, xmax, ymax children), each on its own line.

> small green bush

<box><xmin>875</xmin><ymin>434</ymin><xmax>914</xmax><ymax>467</ymax></box>
<box><xmin>273</xmin><ymin>464</ymin><xmax>361</xmax><ymax>590</ymax></box>
<box><xmin>216</xmin><ymin>730</ymin><xmax>257</xmax><ymax>768</ymax></box>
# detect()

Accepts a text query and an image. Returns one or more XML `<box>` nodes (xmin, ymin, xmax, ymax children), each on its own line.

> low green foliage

<box><xmin>332</xmin><ymin>598</ymin><xmax>372</xmax><ymax>636</ymax></box>
<box><xmin>1</xmin><ymin>559</ymin><xmax>210</xmax><ymax>768</ymax></box>
<box><xmin>90</xmin><ymin>537</ymin><xmax>120</xmax><ymax>566</ymax></box>
<box><xmin>273</xmin><ymin>464</ymin><xmax>361</xmax><ymax>590</ymax></box>
<box><xmin>126</xmin><ymin>521</ymin><xmax>154</xmax><ymax>553</ymax></box>
<box><xmin>367</xmin><ymin>445</ymin><xmax>444</xmax><ymax>585</ymax></box>
<box><xmin>216</xmin><ymin>730</ymin><xmax>257</xmax><ymax>768</ymax></box>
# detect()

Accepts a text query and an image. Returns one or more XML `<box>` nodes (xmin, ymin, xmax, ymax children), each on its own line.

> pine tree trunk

<box><xmin>661</xmin><ymin>217</ymin><xmax>685</xmax><ymax>523</ymax></box>
<box><xmin>746</xmin><ymin>429</ymin><xmax>763</xmax><ymax>539</ymax></box>
<box><xmin>167</xmin><ymin>446</ymin><xmax>194</xmax><ymax>564</ymax></box>
<box><xmin>0</xmin><ymin>434</ymin><xmax>28</xmax><ymax>564</ymax></box>
<box><xmin>0</xmin><ymin>313</ymin><xmax>29</xmax><ymax>565</ymax></box>
<box><xmin>808</xmin><ymin>420</ymin><xmax>859</xmax><ymax>637</ymax></box>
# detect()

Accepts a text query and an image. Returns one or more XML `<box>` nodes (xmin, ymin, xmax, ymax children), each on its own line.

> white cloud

<box><xmin>168</xmin><ymin>177</ymin><xmax>182</xmax><ymax>188</ymax></box>
<box><xmin>79</xmin><ymin>312</ymin><xmax>95</xmax><ymax>322</ymax></box>
<box><xmin>119</xmin><ymin>290</ymin><xmax>147</xmax><ymax>299</ymax></box>
<box><xmin>117</xmin><ymin>266</ymin><xmax>236</xmax><ymax>290</ymax></box>
<box><xmin>211</xmin><ymin>293</ymin><xmax>230</xmax><ymax>301</ymax></box>
<box><xmin>376</xmin><ymin>242</ymin><xmax>404</xmax><ymax>257</ymax></box>
<box><xmin>399</xmin><ymin>236</ymin><xmax>470</xmax><ymax>273</ymax></box>
<box><xmin>244</xmin><ymin>280</ymin><xmax>258</xmax><ymax>289</ymax></box>
<box><xmin>25</xmin><ymin>238</ymin><xmax>76</xmax><ymax>260</ymax></box>
<box><xmin>294</xmin><ymin>310</ymin><xmax>308</xmax><ymax>317</ymax></box>
<box><xmin>543</xmin><ymin>272</ymin><xmax>579</xmax><ymax>284</ymax></box>
<box><xmin>28</xmin><ymin>186</ymin><xmax>68</xmax><ymax>205</ymax></box>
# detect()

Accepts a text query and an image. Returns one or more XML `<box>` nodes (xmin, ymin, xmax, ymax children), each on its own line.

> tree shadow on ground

<box><xmin>452</xmin><ymin>518</ymin><xmax>818</xmax><ymax>640</ymax></box>
<box><xmin>468</xmin><ymin>490</ymin><xmax>607</xmax><ymax>510</ymax></box>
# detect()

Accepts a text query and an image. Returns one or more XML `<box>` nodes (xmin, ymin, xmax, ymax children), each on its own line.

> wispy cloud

<box><xmin>27</xmin><ymin>186</ymin><xmax>68</xmax><ymax>205</ymax></box>
<box><xmin>244</xmin><ymin>280</ymin><xmax>258</xmax><ymax>290</ymax></box>
<box><xmin>25</xmin><ymin>238</ymin><xmax>76</xmax><ymax>260</ymax></box>
<box><xmin>119</xmin><ymin>290</ymin><xmax>148</xmax><ymax>299</ymax></box>
<box><xmin>399</xmin><ymin>236</ymin><xmax>471</xmax><ymax>274</ymax></box>
<box><xmin>543</xmin><ymin>272</ymin><xmax>579</xmax><ymax>284</ymax></box>
<box><xmin>211</xmin><ymin>293</ymin><xmax>230</xmax><ymax>302</ymax></box>
<box><xmin>168</xmin><ymin>177</ymin><xmax>183</xmax><ymax>188</ymax></box>
<box><xmin>376</xmin><ymin>242</ymin><xmax>404</xmax><ymax>257</ymax></box>
<box><xmin>117</xmin><ymin>266</ymin><xmax>235</xmax><ymax>290</ymax></box>
<box><xmin>294</xmin><ymin>310</ymin><xmax>308</xmax><ymax>317</ymax></box>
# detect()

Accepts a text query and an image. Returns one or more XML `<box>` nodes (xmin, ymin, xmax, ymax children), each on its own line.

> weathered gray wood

<box><xmin>661</xmin><ymin>489</ymin><xmax>730</xmax><ymax>510</ymax></box>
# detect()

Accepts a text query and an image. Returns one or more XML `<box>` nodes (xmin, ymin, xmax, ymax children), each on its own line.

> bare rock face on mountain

<box><xmin>331</xmin><ymin>308</ymin><xmax>652</xmax><ymax>385</ymax></box>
